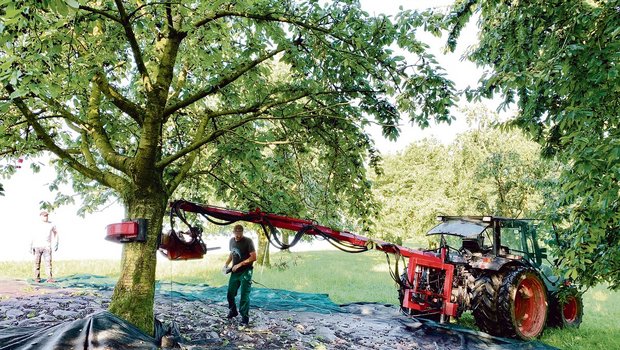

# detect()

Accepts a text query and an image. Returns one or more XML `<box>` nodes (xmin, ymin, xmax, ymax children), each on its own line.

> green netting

<box><xmin>53</xmin><ymin>274</ymin><xmax>343</xmax><ymax>314</ymax></box>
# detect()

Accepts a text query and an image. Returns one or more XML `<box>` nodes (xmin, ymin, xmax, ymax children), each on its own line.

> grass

<box><xmin>541</xmin><ymin>284</ymin><xmax>620</xmax><ymax>350</ymax></box>
<box><xmin>1</xmin><ymin>250</ymin><xmax>619</xmax><ymax>349</ymax></box>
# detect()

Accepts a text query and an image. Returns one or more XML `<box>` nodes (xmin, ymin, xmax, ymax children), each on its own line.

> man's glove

<box><xmin>222</xmin><ymin>265</ymin><xmax>232</xmax><ymax>275</ymax></box>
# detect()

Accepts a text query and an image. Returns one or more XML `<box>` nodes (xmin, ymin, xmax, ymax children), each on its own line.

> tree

<box><xmin>0</xmin><ymin>0</ymin><xmax>456</xmax><ymax>332</ymax></box>
<box><xmin>372</xmin><ymin>138</ymin><xmax>453</xmax><ymax>244</ymax></box>
<box><xmin>446</xmin><ymin>0</ymin><xmax>620</xmax><ymax>287</ymax></box>
<box><xmin>449</xmin><ymin>105</ymin><xmax>551</xmax><ymax>218</ymax></box>
<box><xmin>372</xmin><ymin>104</ymin><xmax>556</xmax><ymax>246</ymax></box>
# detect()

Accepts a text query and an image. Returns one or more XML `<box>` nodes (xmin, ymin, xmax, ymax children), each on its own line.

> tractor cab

<box><xmin>426</xmin><ymin>216</ymin><xmax>548</xmax><ymax>269</ymax></box>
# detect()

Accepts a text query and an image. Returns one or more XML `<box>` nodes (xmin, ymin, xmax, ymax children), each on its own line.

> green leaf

<box><xmin>8</xmin><ymin>88</ymin><xmax>26</xmax><ymax>99</ymax></box>
<box><xmin>65</xmin><ymin>0</ymin><xmax>80</xmax><ymax>9</ymax></box>
<box><xmin>2</xmin><ymin>6</ymin><xmax>21</xmax><ymax>19</ymax></box>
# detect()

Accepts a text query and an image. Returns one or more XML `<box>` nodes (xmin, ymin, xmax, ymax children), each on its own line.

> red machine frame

<box><xmin>106</xmin><ymin>199</ymin><xmax>459</xmax><ymax>318</ymax></box>
<box><xmin>106</xmin><ymin>218</ymin><xmax>147</xmax><ymax>243</ymax></box>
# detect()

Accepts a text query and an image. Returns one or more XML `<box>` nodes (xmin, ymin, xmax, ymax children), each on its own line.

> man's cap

<box><xmin>40</xmin><ymin>211</ymin><xmax>49</xmax><ymax>216</ymax></box>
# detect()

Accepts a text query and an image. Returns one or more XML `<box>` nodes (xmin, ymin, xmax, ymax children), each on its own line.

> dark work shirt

<box><xmin>229</xmin><ymin>236</ymin><xmax>255</xmax><ymax>273</ymax></box>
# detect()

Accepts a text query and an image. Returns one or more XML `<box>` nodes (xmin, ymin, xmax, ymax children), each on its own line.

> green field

<box><xmin>1</xmin><ymin>250</ymin><xmax>618</xmax><ymax>349</ymax></box>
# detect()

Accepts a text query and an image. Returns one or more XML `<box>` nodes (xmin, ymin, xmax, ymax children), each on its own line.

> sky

<box><xmin>361</xmin><ymin>0</ymin><xmax>487</xmax><ymax>152</ymax></box>
<box><xmin>0</xmin><ymin>0</ymin><xmax>489</xmax><ymax>262</ymax></box>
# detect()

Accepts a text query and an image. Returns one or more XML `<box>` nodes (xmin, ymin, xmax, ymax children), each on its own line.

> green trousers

<box><xmin>227</xmin><ymin>269</ymin><xmax>253</xmax><ymax>317</ymax></box>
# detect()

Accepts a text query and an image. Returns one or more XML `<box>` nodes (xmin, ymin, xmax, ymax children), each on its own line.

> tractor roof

<box><xmin>426</xmin><ymin>218</ymin><xmax>490</xmax><ymax>239</ymax></box>
<box><xmin>426</xmin><ymin>216</ymin><xmax>537</xmax><ymax>239</ymax></box>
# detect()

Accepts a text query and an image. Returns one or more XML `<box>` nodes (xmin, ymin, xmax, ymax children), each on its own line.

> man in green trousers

<box><xmin>224</xmin><ymin>224</ymin><xmax>256</xmax><ymax>325</ymax></box>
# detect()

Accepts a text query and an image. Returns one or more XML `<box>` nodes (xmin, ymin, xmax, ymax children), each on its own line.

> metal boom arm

<box><xmin>170</xmin><ymin>199</ymin><xmax>458</xmax><ymax>319</ymax></box>
<box><xmin>172</xmin><ymin>199</ymin><xmax>425</xmax><ymax>258</ymax></box>
<box><xmin>105</xmin><ymin>199</ymin><xmax>459</xmax><ymax>319</ymax></box>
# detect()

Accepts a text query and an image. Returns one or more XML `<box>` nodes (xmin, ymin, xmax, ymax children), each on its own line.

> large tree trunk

<box><xmin>108</xmin><ymin>184</ymin><xmax>168</xmax><ymax>335</ymax></box>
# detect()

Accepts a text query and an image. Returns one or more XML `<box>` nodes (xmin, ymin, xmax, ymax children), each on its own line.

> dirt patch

<box><xmin>0</xmin><ymin>278</ymin><xmax>75</xmax><ymax>299</ymax></box>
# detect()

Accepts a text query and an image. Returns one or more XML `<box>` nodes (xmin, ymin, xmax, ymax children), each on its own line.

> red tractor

<box><xmin>403</xmin><ymin>216</ymin><xmax>583</xmax><ymax>339</ymax></box>
<box><xmin>107</xmin><ymin>201</ymin><xmax>583</xmax><ymax>340</ymax></box>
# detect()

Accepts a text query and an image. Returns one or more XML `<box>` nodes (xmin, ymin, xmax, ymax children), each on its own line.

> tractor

<box><xmin>107</xmin><ymin>202</ymin><xmax>583</xmax><ymax>341</ymax></box>
<box><xmin>399</xmin><ymin>216</ymin><xmax>583</xmax><ymax>339</ymax></box>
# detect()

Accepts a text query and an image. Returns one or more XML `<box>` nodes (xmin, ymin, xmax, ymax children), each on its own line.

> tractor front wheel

<box><xmin>497</xmin><ymin>267</ymin><xmax>548</xmax><ymax>340</ymax></box>
<box><xmin>548</xmin><ymin>288</ymin><xmax>583</xmax><ymax>328</ymax></box>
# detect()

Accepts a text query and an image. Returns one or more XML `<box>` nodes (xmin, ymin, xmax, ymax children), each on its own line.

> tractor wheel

<box><xmin>548</xmin><ymin>288</ymin><xmax>583</xmax><ymax>328</ymax></box>
<box><xmin>472</xmin><ymin>273</ymin><xmax>504</xmax><ymax>336</ymax></box>
<box><xmin>497</xmin><ymin>267</ymin><xmax>548</xmax><ymax>340</ymax></box>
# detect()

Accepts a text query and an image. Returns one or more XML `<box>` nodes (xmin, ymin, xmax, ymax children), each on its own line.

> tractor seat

<box><xmin>461</xmin><ymin>239</ymin><xmax>481</xmax><ymax>252</ymax></box>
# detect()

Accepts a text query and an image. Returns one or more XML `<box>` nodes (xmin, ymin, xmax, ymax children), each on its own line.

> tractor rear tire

<box><xmin>472</xmin><ymin>273</ymin><xmax>504</xmax><ymax>335</ymax></box>
<box><xmin>548</xmin><ymin>288</ymin><xmax>583</xmax><ymax>328</ymax></box>
<box><xmin>496</xmin><ymin>267</ymin><xmax>548</xmax><ymax>340</ymax></box>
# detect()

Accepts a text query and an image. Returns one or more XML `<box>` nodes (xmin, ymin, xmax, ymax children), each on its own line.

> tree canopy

<box><xmin>372</xmin><ymin>104</ymin><xmax>555</xmax><ymax>246</ymax></box>
<box><xmin>0</xmin><ymin>0</ymin><xmax>456</xmax><ymax>332</ymax></box>
<box><xmin>447</xmin><ymin>0</ymin><xmax>620</xmax><ymax>287</ymax></box>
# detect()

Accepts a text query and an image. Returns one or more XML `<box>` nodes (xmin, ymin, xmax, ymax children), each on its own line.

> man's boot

<box><xmin>227</xmin><ymin>308</ymin><xmax>238</xmax><ymax>319</ymax></box>
<box><xmin>241</xmin><ymin>316</ymin><xmax>249</xmax><ymax>325</ymax></box>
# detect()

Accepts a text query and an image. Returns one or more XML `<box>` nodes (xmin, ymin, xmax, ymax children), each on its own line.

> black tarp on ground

<box><xmin>400</xmin><ymin>318</ymin><xmax>558</xmax><ymax>350</ymax></box>
<box><xmin>341</xmin><ymin>302</ymin><xmax>558</xmax><ymax>350</ymax></box>
<box><xmin>0</xmin><ymin>276</ymin><xmax>559</xmax><ymax>350</ymax></box>
<box><xmin>0</xmin><ymin>311</ymin><xmax>159</xmax><ymax>350</ymax></box>
<box><xmin>0</xmin><ymin>309</ymin><xmax>559</xmax><ymax>350</ymax></box>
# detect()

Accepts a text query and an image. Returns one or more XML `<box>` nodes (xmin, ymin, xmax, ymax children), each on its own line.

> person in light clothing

<box><xmin>30</xmin><ymin>211</ymin><xmax>59</xmax><ymax>283</ymax></box>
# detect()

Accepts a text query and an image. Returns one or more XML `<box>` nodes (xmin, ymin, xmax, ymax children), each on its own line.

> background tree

<box><xmin>373</xmin><ymin>104</ymin><xmax>555</xmax><ymax>246</ymax></box>
<box><xmin>449</xmin><ymin>105</ymin><xmax>551</xmax><ymax>217</ymax></box>
<box><xmin>371</xmin><ymin>139</ymin><xmax>452</xmax><ymax>245</ymax></box>
<box><xmin>446</xmin><ymin>0</ymin><xmax>620</xmax><ymax>287</ymax></box>
<box><xmin>0</xmin><ymin>0</ymin><xmax>455</xmax><ymax>332</ymax></box>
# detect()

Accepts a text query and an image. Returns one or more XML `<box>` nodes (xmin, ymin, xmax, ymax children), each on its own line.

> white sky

<box><xmin>0</xmin><ymin>0</ymin><xmax>491</xmax><ymax>262</ymax></box>
<box><xmin>362</xmin><ymin>0</ymin><xmax>486</xmax><ymax>153</ymax></box>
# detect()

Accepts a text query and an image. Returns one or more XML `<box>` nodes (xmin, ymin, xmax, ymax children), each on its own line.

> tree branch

<box><xmin>162</xmin><ymin>47</ymin><xmax>285</xmax><ymax>118</ymax></box>
<box><xmin>191</xmin><ymin>10</ymin><xmax>335</xmax><ymax>39</ymax></box>
<box><xmin>94</xmin><ymin>72</ymin><xmax>144</xmax><ymax>125</ymax></box>
<box><xmin>152</xmin><ymin>35</ymin><xmax>182</xmax><ymax>107</ymax></box>
<box><xmin>85</xmin><ymin>79</ymin><xmax>132</xmax><ymax>173</ymax></box>
<box><xmin>5</xmin><ymin>84</ymin><xmax>128</xmax><ymax>192</ymax></box>
<box><xmin>38</xmin><ymin>95</ymin><xmax>86</xmax><ymax>128</ymax></box>
<box><xmin>166</xmin><ymin>146</ymin><xmax>199</xmax><ymax>196</ymax></box>
<box><xmin>165</xmin><ymin>2</ymin><xmax>175</xmax><ymax>34</ymax></box>
<box><xmin>168</xmin><ymin>63</ymin><xmax>188</xmax><ymax>103</ymax></box>
<box><xmin>157</xmin><ymin>89</ymin><xmax>311</xmax><ymax>169</ymax></box>
<box><xmin>191</xmin><ymin>10</ymin><xmax>373</xmax><ymax>64</ymax></box>
<box><xmin>80</xmin><ymin>130</ymin><xmax>98</xmax><ymax>168</ymax></box>
<box><xmin>78</xmin><ymin>5</ymin><xmax>122</xmax><ymax>23</ymax></box>
<box><xmin>126</xmin><ymin>2</ymin><xmax>184</xmax><ymax>21</ymax></box>
<box><xmin>195</xmin><ymin>167</ymin><xmax>271</xmax><ymax>205</ymax></box>
<box><xmin>157</xmin><ymin>114</ymin><xmax>214</xmax><ymax>170</ymax></box>
<box><xmin>113</xmin><ymin>0</ymin><xmax>152</xmax><ymax>91</ymax></box>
